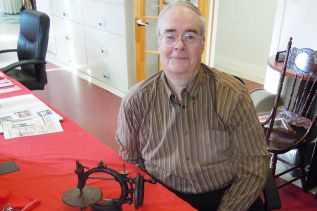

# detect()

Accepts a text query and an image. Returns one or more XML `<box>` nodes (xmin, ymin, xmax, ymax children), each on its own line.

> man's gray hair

<box><xmin>156</xmin><ymin>1</ymin><xmax>206</xmax><ymax>35</ymax></box>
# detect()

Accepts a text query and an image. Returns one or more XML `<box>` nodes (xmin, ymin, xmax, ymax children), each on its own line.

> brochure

<box><xmin>0</xmin><ymin>94</ymin><xmax>64</xmax><ymax>138</ymax></box>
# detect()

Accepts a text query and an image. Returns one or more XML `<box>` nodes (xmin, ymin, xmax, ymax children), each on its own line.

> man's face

<box><xmin>158</xmin><ymin>6</ymin><xmax>204</xmax><ymax>76</ymax></box>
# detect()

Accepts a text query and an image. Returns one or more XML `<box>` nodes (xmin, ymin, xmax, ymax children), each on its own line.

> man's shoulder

<box><xmin>123</xmin><ymin>71</ymin><xmax>162</xmax><ymax>104</ymax></box>
<box><xmin>202</xmin><ymin>65</ymin><xmax>250</xmax><ymax>125</ymax></box>
<box><xmin>203</xmin><ymin>64</ymin><xmax>246</xmax><ymax>95</ymax></box>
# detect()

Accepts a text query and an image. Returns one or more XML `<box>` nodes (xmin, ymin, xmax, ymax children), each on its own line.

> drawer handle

<box><xmin>103</xmin><ymin>72</ymin><xmax>110</xmax><ymax>79</ymax></box>
<box><xmin>65</xmin><ymin>36</ymin><xmax>71</xmax><ymax>41</ymax></box>
<box><xmin>98</xmin><ymin>21</ymin><xmax>106</xmax><ymax>28</ymax></box>
<box><xmin>101</xmin><ymin>48</ymin><xmax>108</xmax><ymax>55</ymax></box>
<box><xmin>63</xmin><ymin>11</ymin><xmax>69</xmax><ymax>17</ymax></box>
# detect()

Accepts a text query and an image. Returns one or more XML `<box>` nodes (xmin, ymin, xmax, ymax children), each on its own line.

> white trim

<box><xmin>208</xmin><ymin>0</ymin><xmax>219</xmax><ymax>67</ymax></box>
<box><xmin>269</xmin><ymin>0</ymin><xmax>287</xmax><ymax>56</ymax></box>
<box><xmin>74</xmin><ymin>71</ymin><xmax>126</xmax><ymax>98</ymax></box>
<box><xmin>205</xmin><ymin>0</ymin><xmax>214</xmax><ymax>66</ymax></box>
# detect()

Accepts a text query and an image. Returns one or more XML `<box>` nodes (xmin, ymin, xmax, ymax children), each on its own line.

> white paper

<box><xmin>0</xmin><ymin>94</ymin><xmax>63</xmax><ymax>134</ymax></box>
<box><xmin>0</xmin><ymin>85</ymin><xmax>21</xmax><ymax>94</ymax></box>
<box><xmin>2</xmin><ymin>115</ymin><xmax>63</xmax><ymax>139</ymax></box>
<box><xmin>0</xmin><ymin>78</ymin><xmax>14</xmax><ymax>88</ymax></box>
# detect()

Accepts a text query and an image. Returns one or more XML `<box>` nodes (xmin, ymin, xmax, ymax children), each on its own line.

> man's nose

<box><xmin>174</xmin><ymin>37</ymin><xmax>185</xmax><ymax>50</ymax></box>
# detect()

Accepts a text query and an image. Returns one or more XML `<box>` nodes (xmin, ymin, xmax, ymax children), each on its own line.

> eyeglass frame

<box><xmin>159</xmin><ymin>32</ymin><xmax>204</xmax><ymax>47</ymax></box>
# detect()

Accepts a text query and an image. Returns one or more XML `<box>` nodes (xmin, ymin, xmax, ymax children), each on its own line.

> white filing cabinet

<box><xmin>51</xmin><ymin>0</ymin><xmax>87</xmax><ymax>69</ymax></box>
<box><xmin>35</xmin><ymin>0</ymin><xmax>56</xmax><ymax>54</ymax></box>
<box><xmin>83</xmin><ymin>0</ymin><xmax>125</xmax><ymax>35</ymax></box>
<box><xmin>82</xmin><ymin>0</ymin><xmax>129</xmax><ymax>92</ymax></box>
<box><xmin>37</xmin><ymin>0</ymin><xmax>134</xmax><ymax>94</ymax></box>
<box><xmin>85</xmin><ymin>27</ymin><xmax>128</xmax><ymax>91</ymax></box>
<box><xmin>51</xmin><ymin>0</ymin><xmax>83</xmax><ymax>23</ymax></box>
<box><xmin>53</xmin><ymin>17</ymin><xmax>87</xmax><ymax>67</ymax></box>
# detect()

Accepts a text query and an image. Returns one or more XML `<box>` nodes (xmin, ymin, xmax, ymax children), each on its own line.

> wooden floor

<box><xmin>33</xmin><ymin>64</ymin><xmax>263</xmax><ymax>151</ymax></box>
<box><xmin>33</xmin><ymin>65</ymin><xmax>122</xmax><ymax>151</ymax></box>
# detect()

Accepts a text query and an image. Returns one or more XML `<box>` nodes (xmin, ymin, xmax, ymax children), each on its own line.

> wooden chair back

<box><xmin>266</xmin><ymin>38</ymin><xmax>317</xmax><ymax>141</ymax></box>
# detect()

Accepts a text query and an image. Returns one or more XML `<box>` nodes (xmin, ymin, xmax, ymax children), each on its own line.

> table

<box><xmin>267</xmin><ymin>55</ymin><xmax>296</xmax><ymax>78</ymax></box>
<box><xmin>0</xmin><ymin>75</ymin><xmax>194</xmax><ymax>210</ymax></box>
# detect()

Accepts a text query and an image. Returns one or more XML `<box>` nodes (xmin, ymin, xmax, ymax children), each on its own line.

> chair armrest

<box><xmin>249</xmin><ymin>88</ymin><xmax>266</xmax><ymax>94</ymax></box>
<box><xmin>0</xmin><ymin>49</ymin><xmax>17</xmax><ymax>54</ymax></box>
<box><xmin>263</xmin><ymin>172</ymin><xmax>281</xmax><ymax>210</ymax></box>
<box><xmin>2</xmin><ymin>59</ymin><xmax>46</xmax><ymax>73</ymax></box>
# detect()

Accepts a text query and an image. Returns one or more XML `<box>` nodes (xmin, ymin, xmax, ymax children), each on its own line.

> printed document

<box><xmin>0</xmin><ymin>94</ymin><xmax>64</xmax><ymax>138</ymax></box>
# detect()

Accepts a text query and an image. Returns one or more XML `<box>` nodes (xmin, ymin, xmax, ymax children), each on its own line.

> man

<box><xmin>116</xmin><ymin>2</ymin><xmax>269</xmax><ymax>211</ymax></box>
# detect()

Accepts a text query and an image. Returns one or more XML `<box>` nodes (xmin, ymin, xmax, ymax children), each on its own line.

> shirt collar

<box><xmin>160</xmin><ymin>64</ymin><xmax>204</xmax><ymax>100</ymax></box>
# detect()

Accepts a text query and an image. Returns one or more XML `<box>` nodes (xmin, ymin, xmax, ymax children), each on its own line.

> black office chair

<box><xmin>0</xmin><ymin>10</ymin><xmax>50</xmax><ymax>90</ymax></box>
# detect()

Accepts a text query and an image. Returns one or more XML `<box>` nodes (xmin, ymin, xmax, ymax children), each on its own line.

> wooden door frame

<box><xmin>135</xmin><ymin>0</ymin><xmax>145</xmax><ymax>81</ymax></box>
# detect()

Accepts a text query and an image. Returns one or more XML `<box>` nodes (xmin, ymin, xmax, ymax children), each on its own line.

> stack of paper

<box><xmin>0</xmin><ymin>94</ymin><xmax>64</xmax><ymax>139</ymax></box>
<box><xmin>0</xmin><ymin>73</ymin><xmax>20</xmax><ymax>93</ymax></box>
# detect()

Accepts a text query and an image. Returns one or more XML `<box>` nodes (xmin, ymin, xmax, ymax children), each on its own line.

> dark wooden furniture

<box><xmin>268</xmin><ymin>47</ymin><xmax>317</xmax><ymax>77</ymax></box>
<box><xmin>263</xmin><ymin>38</ymin><xmax>317</xmax><ymax>191</ymax></box>
<box><xmin>268</xmin><ymin>56</ymin><xmax>295</xmax><ymax>78</ymax></box>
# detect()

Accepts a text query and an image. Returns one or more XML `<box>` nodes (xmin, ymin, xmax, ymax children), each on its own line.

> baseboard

<box><xmin>213</xmin><ymin>54</ymin><xmax>266</xmax><ymax>84</ymax></box>
<box><xmin>75</xmin><ymin>71</ymin><xmax>127</xmax><ymax>98</ymax></box>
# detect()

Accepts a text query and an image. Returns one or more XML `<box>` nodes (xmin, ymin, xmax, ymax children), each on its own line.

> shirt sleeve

<box><xmin>217</xmin><ymin>90</ymin><xmax>270</xmax><ymax>211</ymax></box>
<box><xmin>116</xmin><ymin>94</ymin><xmax>142</xmax><ymax>164</ymax></box>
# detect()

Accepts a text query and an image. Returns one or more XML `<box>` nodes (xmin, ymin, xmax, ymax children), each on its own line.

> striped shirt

<box><xmin>116</xmin><ymin>64</ymin><xmax>269</xmax><ymax>211</ymax></box>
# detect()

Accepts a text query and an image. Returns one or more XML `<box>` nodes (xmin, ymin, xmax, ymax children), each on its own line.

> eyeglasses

<box><xmin>160</xmin><ymin>32</ymin><xmax>203</xmax><ymax>47</ymax></box>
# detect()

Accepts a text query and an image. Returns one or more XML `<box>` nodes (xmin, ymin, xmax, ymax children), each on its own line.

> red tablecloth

<box><xmin>0</xmin><ymin>75</ymin><xmax>194</xmax><ymax>210</ymax></box>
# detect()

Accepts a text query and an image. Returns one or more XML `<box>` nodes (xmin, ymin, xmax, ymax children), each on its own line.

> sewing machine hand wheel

<box><xmin>62</xmin><ymin>161</ymin><xmax>156</xmax><ymax>210</ymax></box>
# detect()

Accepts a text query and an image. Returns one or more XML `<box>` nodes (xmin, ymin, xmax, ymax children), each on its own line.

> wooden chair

<box><xmin>262</xmin><ymin>38</ymin><xmax>317</xmax><ymax>191</ymax></box>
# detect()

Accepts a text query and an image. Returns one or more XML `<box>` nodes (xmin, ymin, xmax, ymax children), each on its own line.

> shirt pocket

<box><xmin>196</xmin><ymin>129</ymin><xmax>231</xmax><ymax>166</ymax></box>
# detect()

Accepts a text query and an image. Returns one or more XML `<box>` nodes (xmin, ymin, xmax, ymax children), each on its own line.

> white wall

<box><xmin>277</xmin><ymin>0</ymin><xmax>317</xmax><ymax>50</ymax></box>
<box><xmin>264</xmin><ymin>0</ymin><xmax>317</xmax><ymax>92</ymax></box>
<box><xmin>211</xmin><ymin>0</ymin><xmax>277</xmax><ymax>84</ymax></box>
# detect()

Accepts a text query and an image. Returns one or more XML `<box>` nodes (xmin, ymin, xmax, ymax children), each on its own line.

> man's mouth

<box><xmin>170</xmin><ymin>56</ymin><xmax>188</xmax><ymax>59</ymax></box>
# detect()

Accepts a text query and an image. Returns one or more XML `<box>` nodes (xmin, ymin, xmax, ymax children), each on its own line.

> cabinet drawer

<box><xmin>51</xmin><ymin>0</ymin><xmax>83</xmax><ymax>23</ymax></box>
<box><xmin>47</xmin><ymin>31</ymin><xmax>57</xmax><ymax>55</ymax></box>
<box><xmin>36</xmin><ymin>0</ymin><xmax>52</xmax><ymax>16</ymax></box>
<box><xmin>83</xmin><ymin>0</ymin><xmax>125</xmax><ymax>35</ymax></box>
<box><xmin>54</xmin><ymin>17</ymin><xmax>87</xmax><ymax>67</ymax></box>
<box><xmin>85</xmin><ymin>28</ymin><xmax>128</xmax><ymax>91</ymax></box>
<box><xmin>36</xmin><ymin>0</ymin><xmax>57</xmax><ymax>54</ymax></box>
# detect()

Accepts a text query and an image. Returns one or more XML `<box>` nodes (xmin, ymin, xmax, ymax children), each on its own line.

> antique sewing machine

<box><xmin>62</xmin><ymin>161</ymin><xmax>156</xmax><ymax>211</ymax></box>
